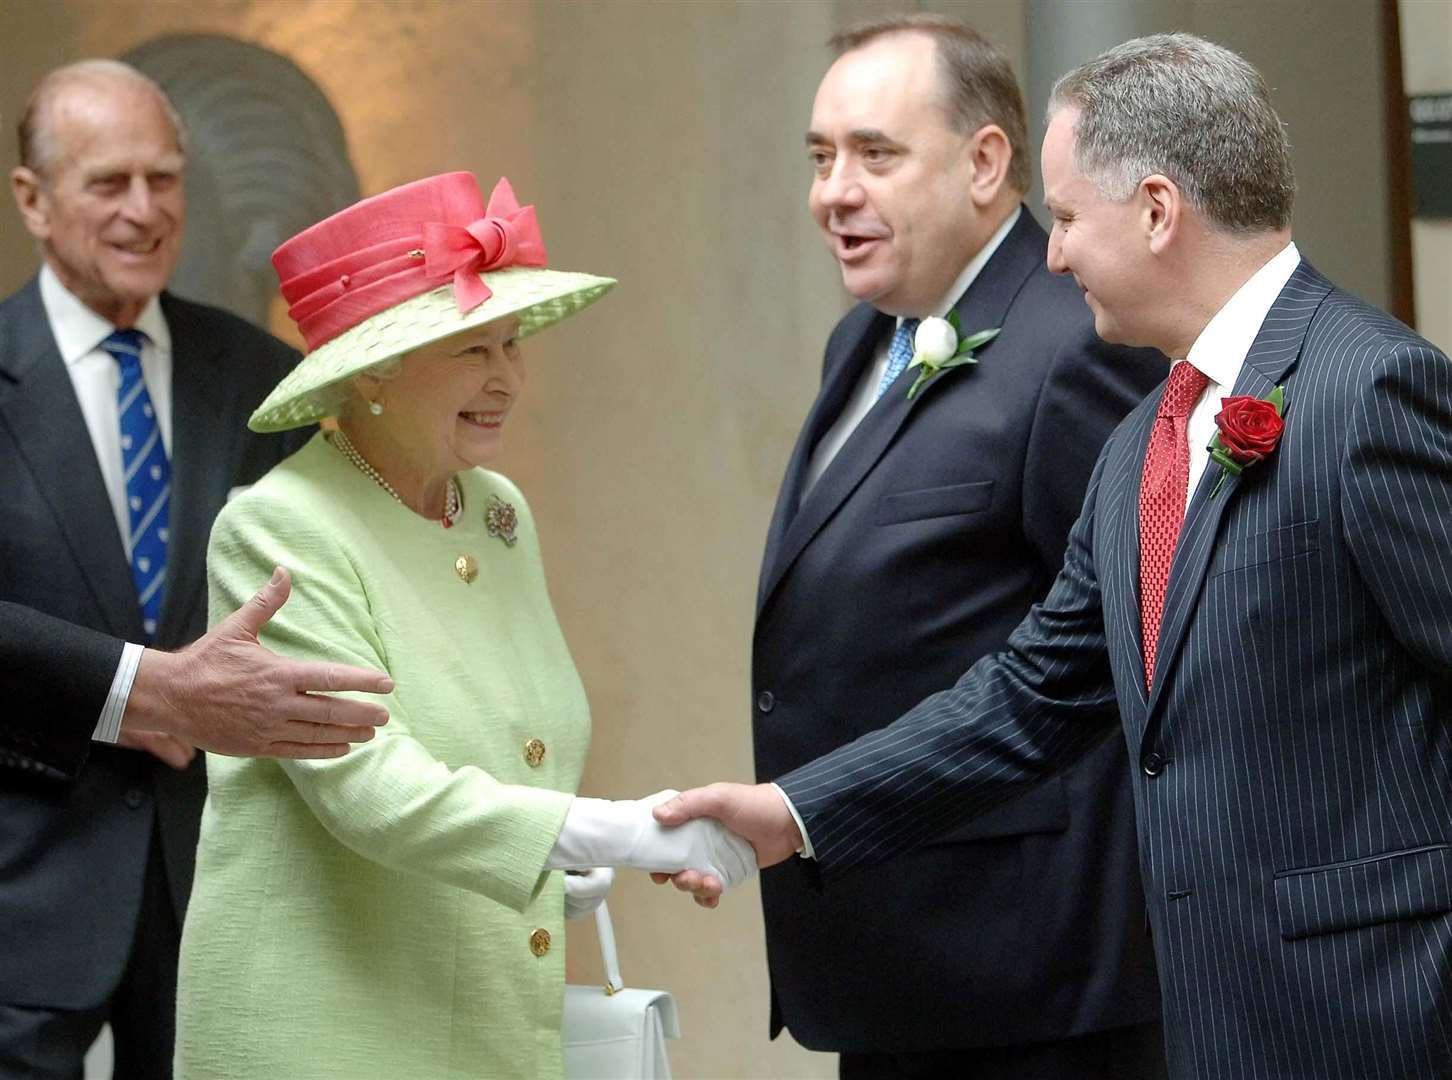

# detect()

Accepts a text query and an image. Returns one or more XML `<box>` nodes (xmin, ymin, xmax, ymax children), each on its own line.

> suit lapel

<box><xmin>156</xmin><ymin>293</ymin><xmax>235</xmax><ymax>647</ymax></box>
<box><xmin>758</xmin><ymin>210</ymin><xmax>1042</xmax><ymax>617</ymax></box>
<box><xmin>1142</xmin><ymin>260</ymin><xmax>1333</xmax><ymax>729</ymax></box>
<box><xmin>0</xmin><ymin>278</ymin><xmax>143</xmax><ymax>639</ymax></box>
<box><xmin>1110</xmin><ymin>400</ymin><xmax>1158</xmax><ymax>706</ymax></box>
<box><xmin>757</xmin><ymin>304</ymin><xmax>886</xmax><ymax>613</ymax></box>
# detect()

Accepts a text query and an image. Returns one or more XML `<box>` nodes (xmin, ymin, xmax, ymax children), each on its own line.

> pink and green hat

<box><xmin>249</xmin><ymin>171</ymin><xmax>614</xmax><ymax>432</ymax></box>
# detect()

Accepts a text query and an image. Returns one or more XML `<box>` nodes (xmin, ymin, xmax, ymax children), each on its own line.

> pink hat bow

<box><xmin>420</xmin><ymin>178</ymin><xmax>549</xmax><ymax>313</ymax></box>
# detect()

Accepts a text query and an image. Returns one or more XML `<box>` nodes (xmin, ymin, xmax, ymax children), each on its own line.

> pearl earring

<box><xmin>368</xmin><ymin>400</ymin><xmax>384</xmax><ymax>416</ymax></box>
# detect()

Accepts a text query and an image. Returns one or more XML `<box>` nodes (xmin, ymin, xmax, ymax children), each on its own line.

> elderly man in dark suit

<box><xmin>0</xmin><ymin>59</ymin><xmax>310</xmax><ymax>1077</ymax></box>
<box><xmin>660</xmin><ymin>31</ymin><xmax>1452</xmax><ymax>1080</ymax></box>
<box><xmin>748</xmin><ymin>14</ymin><xmax>1163</xmax><ymax>1079</ymax></box>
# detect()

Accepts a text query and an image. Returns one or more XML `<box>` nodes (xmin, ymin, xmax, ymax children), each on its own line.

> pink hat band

<box><xmin>272</xmin><ymin>172</ymin><xmax>548</xmax><ymax>352</ymax></box>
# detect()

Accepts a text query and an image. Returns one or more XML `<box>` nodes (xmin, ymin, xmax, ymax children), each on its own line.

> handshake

<box><xmin>548</xmin><ymin>784</ymin><xmax>806</xmax><ymax>913</ymax></box>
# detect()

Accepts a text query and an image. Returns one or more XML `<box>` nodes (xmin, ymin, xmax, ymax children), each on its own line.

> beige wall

<box><xmin>0</xmin><ymin>2</ymin><xmax>1435</xmax><ymax>1077</ymax></box>
<box><xmin>1402</xmin><ymin>0</ymin><xmax>1452</xmax><ymax>351</ymax></box>
<box><xmin>1190</xmin><ymin>0</ymin><xmax>1395</xmax><ymax>311</ymax></box>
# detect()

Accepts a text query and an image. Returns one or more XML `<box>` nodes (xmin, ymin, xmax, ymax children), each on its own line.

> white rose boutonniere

<box><xmin>905</xmin><ymin>311</ymin><xmax>1001</xmax><ymax>400</ymax></box>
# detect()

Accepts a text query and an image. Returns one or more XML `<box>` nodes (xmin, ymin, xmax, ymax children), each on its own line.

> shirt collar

<box><xmin>38</xmin><ymin>263</ymin><xmax>171</xmax><ymax>365</ymax></box>
<box><xmin>1184</xmin><ymin>241</ymin><xmax>1300</xmax><ymax>389</ymax></box>
<box><xmin>896</xmin><ymin>205</ymin><xmax>1022</xmax><ymax>328</ymax></box>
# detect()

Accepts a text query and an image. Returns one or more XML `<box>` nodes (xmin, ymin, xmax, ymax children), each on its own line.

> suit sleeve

<box><xmin>0</xmin><ymin>602</ymin><xmax>121</xmax><ymax>780</ymax></box>
<box><xmin>779</xmin><ymin>437</ymin><xmax>1123</xmax><ymax>876</ymax></box>
<box><xmin>1341</xmin><ymin>340</ymin><xmax>1452</xmax><ymax>675</ymax></box>
<box><xmin>1022</xmin><ymin>326</ymin><xmax>1163</xmax><ymax>569</ymax></box>
<box><xmin>206</xmin><ymin>494</ymin><xmax>572</xmax><ymax>913</ymax></box>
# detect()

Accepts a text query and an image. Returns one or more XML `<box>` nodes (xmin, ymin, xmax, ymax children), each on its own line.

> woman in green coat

<box><xmin>174</xmin><ymin>173</ymin><xmax>753</xmax><ymax>1080</ymax></box>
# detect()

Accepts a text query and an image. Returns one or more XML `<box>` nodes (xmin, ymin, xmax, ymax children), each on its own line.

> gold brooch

<box><xmin>485</xmin><ymin>494</ymin><xmax>518</xmax><ymax>547</ymax></box>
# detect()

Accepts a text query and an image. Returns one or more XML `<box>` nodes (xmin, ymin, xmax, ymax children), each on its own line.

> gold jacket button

<box><xmin>523</xmin><ymin>738</ymin><xmax>546</xmax><ymax>767</ymax></box>
<box><xmin>529</xmin><ymin>928</ymin><xmax>551</xmax><ymax>957</ymax></box>
<box><xmin>455</xmin><ymin>554</ymin><xmax>478</xmax><ymax>583</ymax></box>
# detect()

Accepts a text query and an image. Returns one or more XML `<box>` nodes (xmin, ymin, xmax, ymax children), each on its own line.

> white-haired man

<box><xmin>0</xmin><ymin>60</ymin><xmax>315</xmax><ymax>1076</ymax></box>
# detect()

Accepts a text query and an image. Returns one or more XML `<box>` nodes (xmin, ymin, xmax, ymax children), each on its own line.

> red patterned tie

<box><xmin>1139</xmin><ymin>361</ymin><xmax>1210</xmax><ymax>689</ymax></box>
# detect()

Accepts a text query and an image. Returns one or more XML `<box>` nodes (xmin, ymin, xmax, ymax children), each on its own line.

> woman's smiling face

<box><xmin>365</xmin><ymin>316</ymin><xmax>525</xmax><ymax>476</ymax></box>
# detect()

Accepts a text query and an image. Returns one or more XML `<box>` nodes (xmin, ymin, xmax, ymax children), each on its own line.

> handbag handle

<box><xmin>593</xmin><ymin>901</ymin><xmax>626</xmax><ymax>995</ymax></box>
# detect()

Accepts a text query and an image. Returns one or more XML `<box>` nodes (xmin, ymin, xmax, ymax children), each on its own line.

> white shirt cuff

<box><xmin>771</xmin><ymin>782</ymin><xmax>815</xmax><ymax>860</ymax></box>
<box><xmin>93</xmin><ymin>642</ymin><xmax>143</xmax><ymax>743</ymax></box>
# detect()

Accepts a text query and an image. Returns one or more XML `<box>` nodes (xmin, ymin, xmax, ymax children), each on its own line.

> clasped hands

<box><xmin>548</xmin><ymin>786</ymin><xmax>800</xmax><ymax>914</ymax></box>
<box><xmin>646</xmin><ymin>783</ymin><xmax>805</xmax><ymax>909</ymax></box>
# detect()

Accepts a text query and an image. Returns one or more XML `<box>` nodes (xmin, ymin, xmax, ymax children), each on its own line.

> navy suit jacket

<box><xmin>754</xmin><ymin>210</ymin><xmax>1165</xmax><ymax>1051</ymax></box>
<box><xmin>0</xmin><ymin>276</ymin><xmax>308</xmax><ymax>1008</ymax></box>
<box><xmin>780</xmin><ymin>260</ymin><xmax>1452</xmax><ymax>1077</ymax></box>
<box><xmin>0</xmin><ymin>602</ymin><xmax>123</xmax><ymax>781</ymax></box>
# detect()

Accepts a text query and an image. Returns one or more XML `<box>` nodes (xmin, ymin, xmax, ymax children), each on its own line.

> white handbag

<box><xmin>562</xmin><ymin>902</ymin><xmax>680</xmax><ymax>1080</ymax></box>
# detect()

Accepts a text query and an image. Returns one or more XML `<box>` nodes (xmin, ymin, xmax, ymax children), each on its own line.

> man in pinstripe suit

<box><xmin>658</xmin><ymin>33</ymin><xmax>1452</xmax><ymax>1079</ymax></box>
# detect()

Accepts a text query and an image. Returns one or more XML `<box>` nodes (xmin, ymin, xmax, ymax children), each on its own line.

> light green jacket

<box><xmin>175</xmin><ymin>433</ymin><xmax>589</xmax><ymax>1079</ymax></box>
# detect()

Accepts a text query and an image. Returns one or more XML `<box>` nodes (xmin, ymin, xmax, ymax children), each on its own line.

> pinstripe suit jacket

<box><xmin>779</xmin><ymin>260</ymin><xmax>1452</xmax><ymax>1079</ymax></box>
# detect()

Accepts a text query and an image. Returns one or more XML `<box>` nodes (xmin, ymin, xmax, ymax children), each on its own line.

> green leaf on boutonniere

<box><xmin>957</xmin><ymin>328</ymin><xmax>1000</xmax><ymax>352</ymax></box>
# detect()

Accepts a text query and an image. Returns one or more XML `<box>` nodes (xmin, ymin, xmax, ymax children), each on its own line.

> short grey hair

<box><xmin>1048</xmin><ymin>33</ymin><xmax>1294</xmax><ymax>233</ymax></box>
<box><xmin>326</xmin><ymin>357</ymin><xmax>404</xmax><ymax>421</ymax></box>
<box><xmin>18</xmin><ymin>59</ymin><xmax>188</xmax><ymax>176</ymax></box>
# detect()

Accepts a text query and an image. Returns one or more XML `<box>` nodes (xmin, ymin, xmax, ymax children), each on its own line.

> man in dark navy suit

<box><xmin>661</xmin><ymin>31</ymin><xmax>1452</xmax><ymax>1080</ymax></box>
<box><xmin>746</xmin><ymin>14</ymin><xmax>1163</xmax><ymax>1078</ymax></box>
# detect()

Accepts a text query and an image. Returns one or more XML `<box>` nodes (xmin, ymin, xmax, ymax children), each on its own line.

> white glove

<box><xmin>563</xmin><ymin>867</ymin><xmax>614</xmax><ymax>920</ymax></box>
<box><xmin>547</xmin><ymin>790</ymin><xmax>756</xmax><ymax>892</ymax></box>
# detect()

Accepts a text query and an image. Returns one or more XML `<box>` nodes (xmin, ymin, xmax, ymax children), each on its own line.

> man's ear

<box><xmin>10</xmin><ymin>167</ymin><xmax>51</xmax><ymax>241</ymax></box>
<box><xmin>1140</xmin><ymin>173</ymin><xmax>1183</xmax><ymax>256</ymax></box>
<box><xmin>966</xmin><ymin>124</ymin><xmax>1013</xmax><ymax>208</ymax></box>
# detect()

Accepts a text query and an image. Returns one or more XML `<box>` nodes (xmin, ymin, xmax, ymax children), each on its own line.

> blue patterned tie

<box><xmin>103</xmin><ymin>329</ymin><xmax>170</xmax><ymax>642</ymax></box>
<box><xmin>875</xmin><ymin>317</ymin><xmax>920</xmax><ymax>400</ymax></box>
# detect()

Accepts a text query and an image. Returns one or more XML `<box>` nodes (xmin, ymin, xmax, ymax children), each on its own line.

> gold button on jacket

<box><xmin>454</xmin><ymin>554</ymin><xmax>478</xmax><ymax>583</ymax></box>
<box><xmin>523</xmin><ymin>738</ymin><xmax>546</xmax><ymax>767</ymax></box>
<box><xmin>529</xmin><ymin>928</ymin><xmax>551</xmax><ymax>957</ymax></box>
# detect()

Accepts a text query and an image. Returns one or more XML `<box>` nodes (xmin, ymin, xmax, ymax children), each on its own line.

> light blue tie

<box><xmin>875</xmin><ymin>317</ymin><xmax>919</xmax><ymax>400</ymax></box>
<box><xmin>103</xmin><ymin>329</ymin><xmax>170</xmax><ymax>642</ymax></box>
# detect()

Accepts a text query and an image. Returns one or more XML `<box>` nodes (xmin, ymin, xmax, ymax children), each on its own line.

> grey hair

<box><xmin>1047</xmin><ymin>33</ymin><xmax>1294</xmax><ymax>232</ymax></box>
<box><xmin>18</xmin><ymin>59</ymin><xmax>188</xmax><ymax>175</ymax></box>
<box><xmin>324</xmin><ymin>357</ymin><xmax>405</xmax><ymax>420</ymax></box>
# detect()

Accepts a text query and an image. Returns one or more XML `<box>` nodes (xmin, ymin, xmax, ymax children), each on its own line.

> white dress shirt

<box><xmin>38</xmin><ymin>266</ymin><xmax>174</xmax><ymax>742</ymax></box>
<box><xmin>800</xmin><ymin>207</ymin><xmax>1022</xmax><ymax>501</ymax></box>
<box><xmin>780</xmin><ymin>240</ymin><xmax>1303</xmax><ymax>858</ymax></box>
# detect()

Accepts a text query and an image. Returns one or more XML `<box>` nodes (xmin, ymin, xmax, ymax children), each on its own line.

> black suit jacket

<box><xmin>781</xmin><ymin>262</ymin><xmax>1452</xmax><ymax>1077</ymax></box>
<box><xmin>754</xmin><ymin>211</ymin><xmax>1165</xmax><ymax>1051</ymax></box>
<box><xmin>0</xmin><ymin>275</ymin><xmax>308</xmax><ymax>1008</ymax></box>
<box><xmin>0</xmin><ymin>602</ymin><xmax>123</xmax><ymax>781</ymax></box>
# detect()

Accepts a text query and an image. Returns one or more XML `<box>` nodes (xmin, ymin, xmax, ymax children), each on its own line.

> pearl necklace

<box><xmin>329</xmin><ymin>429</ymin><xmax>462</xmax><ymax>528</ymax></box>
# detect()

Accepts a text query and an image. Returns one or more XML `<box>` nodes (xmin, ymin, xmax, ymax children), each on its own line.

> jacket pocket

<box><xmin>926</xmin><ymin>776</ymin><xmax>1070</xmax><ymax>845</ymax></box>
<box><xmin>1209</xmin><ymin>518</ymin><xmax>1319</xmax><ymax>577</ymax></box>
<box><xmin>876</xmin><ymin>480</ymin><xmax>994</xmax><ymax>526</ymax></box>
<box><xmin>1273</xmin><ymin>843</ymin><xmax>1452</xmax><ymax>940</ymax></box>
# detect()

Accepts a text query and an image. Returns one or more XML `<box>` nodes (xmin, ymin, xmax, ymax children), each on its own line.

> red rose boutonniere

<box><xmin>1207</xmin><ymin>385</ymin><xmax>1285</xmax><ymax>497</ymax></box>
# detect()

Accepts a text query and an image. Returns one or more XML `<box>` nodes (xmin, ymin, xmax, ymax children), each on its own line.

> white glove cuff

<box><xmin>546</xmin><ymin>796</ymin><xmax>651</xmax><ymax>871</ymax></box>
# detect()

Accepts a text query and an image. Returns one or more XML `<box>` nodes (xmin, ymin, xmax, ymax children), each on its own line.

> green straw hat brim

<box><xmin>249</xmin><ymin>266</ymin><xmax>615</xmax><ymax>433</ymax></box>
